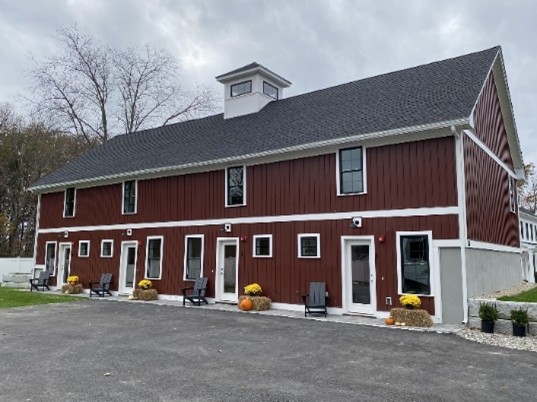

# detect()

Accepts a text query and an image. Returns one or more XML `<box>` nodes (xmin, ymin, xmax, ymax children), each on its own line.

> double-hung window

<box><xmin>78</xmin><ymin>241</ymin><xmax>90</xmax><ymax>258</ymax></box>
<box><xmin>184</xmin><ymin>236</ymin><xmax>203</xmax><ymax>280</ymax></box>
<box><xmin>123</xmin><ymin>180</ymin><xmax>137</xmax><ymax>214</ymax></box>
<box><xmin>398</xmin><ymin>233</ymin><xmax>431</xmax><ymax>295</ymax></box>
<box><xmin>253</xmin><ymin>235</ymin><xmax>272</xmax><ymax>258</ymax></box>
<box><xmin>146</xmin><ymin>237</ymin><xmax>163</xmax><ymax>279</ymax></box>
<box><xmin>298</xmin><ymin>234</ymin><xmax>320</xmax><ymax>258</ymax></box>
<box><xmin>64</xmin><ymin>188</ymin><xmax>76</xmax><ymax>217</ymax></box>
<box><xmin>101</xmin><ymin>240</ymin><xmax>113</xmax><ymax>258</ymax></box>
<box><xmin>226</xmin><ymin>166</ymin><xmax>245</xmax><ymax>206</ymax></box>
<box><xmin>339</xmin><ymin>147</ymin><xmax>364</xmax><ymax>194</ymax></box>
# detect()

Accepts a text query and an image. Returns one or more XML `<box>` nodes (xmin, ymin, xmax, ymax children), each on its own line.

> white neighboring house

<box><xmin>519</xmin><ymin>207</ymin><xmax>537</xmax><ymax>283</ymax></box>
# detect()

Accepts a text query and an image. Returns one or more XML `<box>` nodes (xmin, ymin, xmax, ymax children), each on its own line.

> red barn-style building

<box><xmin>30</xmin><ymin>47</ymin><xmax>524</xmax><ymax>324</ymax></box>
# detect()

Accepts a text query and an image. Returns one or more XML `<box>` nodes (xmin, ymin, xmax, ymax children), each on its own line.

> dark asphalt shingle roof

<box><xmin>32</xmin><ymin>47</ymin><xmax>500</xmax><ymax>190</ymax></box>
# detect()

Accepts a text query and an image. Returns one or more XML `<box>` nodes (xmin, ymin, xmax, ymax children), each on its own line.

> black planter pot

<box><xmin>512</xmin><ymin>323</ymin><xmax>527</xmax><ymax>337</ymax></box>
<box><xmin>481</xmin><ymin>320</ymin><xmax>495</xmax><ymax>334</ymax></box>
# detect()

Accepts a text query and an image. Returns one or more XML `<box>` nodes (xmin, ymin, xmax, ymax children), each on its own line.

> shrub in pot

<box><xmin>510</xmin><ymin>307</ymin><xmax>529</xmax><ymax>337</ymax></box>
<box><xmin>478</xmin><ymin>302</ymin><xmax>499</xmax><ymax>333</ymax></box>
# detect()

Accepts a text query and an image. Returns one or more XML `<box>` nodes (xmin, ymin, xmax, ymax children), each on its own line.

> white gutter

<box><xmin>29</xmin><ymin>117</ymin><xmax>469</xmax><ymax>193</ymax></box>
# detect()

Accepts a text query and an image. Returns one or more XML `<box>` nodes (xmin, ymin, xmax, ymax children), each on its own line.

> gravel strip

<box><xmin>457</xmin><ymin>327</ymin><xmax>537</xmax><ymax>352</ymax></box>
<box><xmin>458</xmin><ymin>282</ymin><xmax>537</xmax><ymax>352</ymax></box>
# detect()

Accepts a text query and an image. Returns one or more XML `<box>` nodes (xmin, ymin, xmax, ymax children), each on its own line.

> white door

<box><xmin>57</xmin><ymin>243</ymin><xmax>72</xmax><ymax>286</ymax></box>
<box><xmin>215</xmin><ymin>238</ymin><xmax>239</xmax><ymax>302</ymax></box>
<box><xmin>342</xmin><ymin>237</ymin><xmax>376</xmax><ymax>315</ymax></box>
<box><xmin>119</xmin><ymin>242</ymin><xmax>138</xmax><ymax>294</ymax></box>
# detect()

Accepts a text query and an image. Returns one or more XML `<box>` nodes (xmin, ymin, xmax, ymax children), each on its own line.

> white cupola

<box><xmin>215</xmin><ymin>62</ymin><xmax>291</xmax><ymax>119</ymax></box>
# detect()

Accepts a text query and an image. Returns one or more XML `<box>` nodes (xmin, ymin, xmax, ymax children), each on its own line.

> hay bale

<box><xmin>132</xmin><ymin>288</ymin><xmax>158</xmax><ymax>301</ymax></box>
<box><xmin>61</xmin><ymin>283</ymin><xmax>83</xmax><ymax>294</ymax></box>
<box><xmin>238</xmin><ymin>295</ymin><xmax>271</xmax><ymax>311</ymax></box>
<box><xmin>390</xmin><ymin>308</ymin><xmax>433</xmax><ymax>327</ymax></box>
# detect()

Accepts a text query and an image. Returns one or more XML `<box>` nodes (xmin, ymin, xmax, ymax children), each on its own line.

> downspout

<box><xmin>453</xmin><ymin>125</ymin><xmax>469</xmax><ymax>324</ymax></box>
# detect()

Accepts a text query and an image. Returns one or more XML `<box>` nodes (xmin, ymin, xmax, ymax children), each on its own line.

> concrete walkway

<box><xmin>82</xmin><ymin>292</ymin><xmax>464</xmax><ymax>334</ymax></box>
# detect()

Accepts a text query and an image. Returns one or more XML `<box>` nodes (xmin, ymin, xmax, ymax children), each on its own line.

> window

<box><xmin>64</xmin><ymin>188</ymin><xmax>76</xmax><ymax>217</ymax></box>
<box><xmin>78</xmin><ymin>241</ymin><xmax>90</xmax><ymax>258</ymax></box>
<box><xmin>226</xmin><ymin>166</ymin><xmax>245</xmax><ymax>206</ymax></box>
<box><xmin>521</xmin><ymin>222</ymin><xmax>525</xmax><ymax>240</ymax></box>
<box><xmin>509</xmin><ymin>176</ymin><xmax>516</xmax><ymax>213</ymax></box>
<box><xmin>253</xmin><ymin>235</ymin><xmax>272</xmax><ymax>258</ymax></box>
<box><xmin>298</xmin><ymin>234</ymin><xmax>320</xmax><ymax>258</ymax></box>
<box><xmin>101</xmin><ymin>240</ymin><xmax>114</xmax><ymax>258</ymax></box>
<box><xmin>123</xmin><ymin>180</ymin><xmax>137</xmax><ymax>214</ymax></box>
<box><xmin>230</xmin><ymin>80</ymin><xmax>252</xmax><ymax>97</ymax></box>
<box><xmin>45</xmin><ymin>242</ymin><xmax>57</xmax><ymax>275</ymax></box>
<box><xmin>339</xmin><ymin>147</ymin><xmax>364</xmax><ymax>194</ymax></box>
<box><xmin>263</xmin><ymin>81</ymin><xmax>278</xmax><ymax>100</ymax></box>
<box><xmin>146</xmin><ymin>237</ymin><xmax>163</xmax><ymax>279</ymax></box>
<box><xmin>184</xmin><ymin>236</ymin><xmax>203</xmax><ymax>280</ymax></box>
<box><xmin>398</xmin><ymin>233</ymin><xmax>431</xmax><ymax>295</ymax></box>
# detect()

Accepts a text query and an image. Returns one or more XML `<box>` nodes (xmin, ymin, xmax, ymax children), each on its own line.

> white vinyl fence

<box><xmin>0</xmin><ymin>258</ymin><xmax>34</xmax><ymax>279</ymax></box>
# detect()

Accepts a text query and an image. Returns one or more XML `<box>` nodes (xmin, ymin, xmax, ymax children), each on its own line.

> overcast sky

<box><xmin>1</xmin><ymin>0</ymin><xmax>535</xmax><ymax>163</ymax></box>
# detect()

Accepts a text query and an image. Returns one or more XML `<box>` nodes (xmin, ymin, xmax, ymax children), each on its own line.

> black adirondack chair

<box><xmin>182</xmin><ymin>277</ymin><xmax>208</xmax><ymax>306</ymax></box>
<box><xmin>29</xmin><ymin>271</ymin><xmax>51</xmax><ymax>292</ymax></box>
<box><xmin>302</xmin><ymin>282</ymin><xmax>328</xmax><ymax>317</ymax></box>
<box><xmin>89</xmin><ymin>273</ymin><xmax>113</xmax><ymax>297</ymax></box>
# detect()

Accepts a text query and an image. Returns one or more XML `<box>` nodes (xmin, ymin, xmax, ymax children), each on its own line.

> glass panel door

<box><xmin>351</xmin><ymin>245</ymin><xmax>370</xmax><ymax>304</ymax></box>
<box><xmin>216</xmin><ymin>239</ymin><xmax>239</xmax><ymax>302</ymax></box>
<box><xmin>125</xmin><ymin>246</ymin><xmax>136</xmax><ymax>288</ymax></box>
<box><xmin>223</xmin><ymin>245</ymin><xmax>237</xmax><ymax>294</ymax></box>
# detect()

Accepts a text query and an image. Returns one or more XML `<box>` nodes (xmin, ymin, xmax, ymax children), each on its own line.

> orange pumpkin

<box><xmin>240</xmin><ymin>298</ymin><xmax>253</xmax><ymax>311</ymax></box>
<box><xmin>385</xmin><ymin>317</ymin><xmax>395</xmax><ymax>325</ymax></box>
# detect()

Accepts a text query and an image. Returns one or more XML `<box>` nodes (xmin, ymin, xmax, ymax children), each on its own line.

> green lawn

<box><xmin>498</xmin><ymin>287</ymin><xmax>537</xmax><ymax>303</ymax></box>
<box><xmin>0</xmin><ymin>287</ymin><xmax>85</xmax><ymax>308</ymax></box>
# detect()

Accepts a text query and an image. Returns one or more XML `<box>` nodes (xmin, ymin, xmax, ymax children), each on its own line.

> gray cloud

<box><xmin>0</xmin><ymin>0</ymin><xmax>535</xmax><ymax>162</ymax></box>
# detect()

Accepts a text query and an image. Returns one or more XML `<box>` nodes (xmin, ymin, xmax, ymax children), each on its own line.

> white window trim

<box><xmin>45</xmin><ymin>241</ymin><xmax>57</xmax><ymax>276</ymax></box>
<box><xmin>63</xmin><ymin>188</ymin><xmax>76</xmax><ymax>218</ymax></box>
<box><xmin>145</xmin><ymin>235</ymin><xmax>163</xmax><ymax>280</ymax></box>
<box><xmin>396</xmin><ymin>231</ymin><xmax>434</xmax><ymax>297</ymax></box>
<box><xmin>253</xmin><ymin>234</ymin><xmax>273</xmax><ymax>258</ymax></box>
<box><xmin>225</xmin><ymin>165</ymin><xmax>247</xmax><ymax>207</ymax></box>
<box><xmin>509</xmin><ymin>176</ymin><xmax>516</xmax><ymax>214</ymax></box>
<box><xmin>100</xmin><ymin>239</ymin><xmax>114</xmax><ymax>258</ymax></box>
<box><xmin>336</xmin><ymin>146</ymin><xmax>367</xmax><ymax>196</ymax></box>
<box><xmin>78</xmin><ymin>240</ymin><xmax>90</xmax><ymax>258</ymax></box>
<box><xmin>298</xmin><ymin>233</ymin><xmax>321</xmax><ymax>259</ymax></box>
<box><xmin>183</xmin><ymin>235</ymin><xmax>204</xmax><ymax>281</ymax></box>
<box><xmin>122</xmin><ymin>180</ymin><xmax>138</xmax><ymax>215</ymax></box>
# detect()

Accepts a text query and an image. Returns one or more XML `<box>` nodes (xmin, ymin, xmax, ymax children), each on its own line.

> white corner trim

<box><xmin>466</xmin><ymin>240</ymin><xmax>520</xmax><ymax>254</ymax></box>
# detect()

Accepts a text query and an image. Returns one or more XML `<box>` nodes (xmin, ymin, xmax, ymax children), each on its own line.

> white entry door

<box><xmin>342</xmin><ymin>236</ymin><xmax>376</xmax><ymax>315</ymax></box>
<box><xmin>215</xmin><ymin>238</ymin><xmax>239</xmax><ymax>302</ymax></box>
<box><xmin>119</xmin><ymin>242</ymin><xmax>138</xmax><ymax>294</ymax></box>
<box><xmin>57</xmin><ymin>243</ymin><xmax>72</xmax><ymax>286</ymax></box>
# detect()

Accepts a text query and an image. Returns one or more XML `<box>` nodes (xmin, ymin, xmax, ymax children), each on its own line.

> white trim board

<box><xmin>463</xmin><ymin>130</ymin><xmax>517</xmax><ymax>178</ymax></box>
<box><xmin>467</xmin><ymin>240</ymin><xmax>520</xmax><ymax>254</ymax></box>
<box><xmin>38</xmin><ymin>206</ymin><xmax>459</xmax><ymax>234</ymax></box>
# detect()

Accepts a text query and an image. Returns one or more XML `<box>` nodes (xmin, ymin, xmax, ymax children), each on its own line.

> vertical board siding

<box><xmin>464</xmin><ymin>137</ymin><xmax>519</xmax><ymax>247</ymax></box>
<box><xmin>473</xmin><ymin>72</ymin><xmax>514</xmax><ymax>169</ymax></box>
<box><xmin>466</xmin><ymin>71</ymin><xmax>519</xmax><ymax>247</ymax></box>
<box><xmin>39</xmin><ymin>137</ymin><xmax>458</xmax><ymax>229</ymax></box>
<box><xmin>36</xmin><ymin>215</ymin><xmax>457</xmax><ymax>315</ymax></box>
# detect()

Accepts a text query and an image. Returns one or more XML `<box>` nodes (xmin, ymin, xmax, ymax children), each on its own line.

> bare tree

<box><xmin>518</xmin><ymin>162</ymin><xmax>537</xmax><ymax>213</ymax></box>
<box><xmin>0</xmin><ymin>103</ymin><xmax>91</xmax><ymax>257</ymax></box>
<box><xmin>30</xmin><ymin>26</ymin><xmax>216</xmax><ymax>145</ymax></box>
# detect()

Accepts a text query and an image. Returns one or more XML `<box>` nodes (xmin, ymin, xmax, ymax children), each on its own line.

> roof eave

<box><xmin>29</xmin><ymin>117</ymin><xmax>469</xmax><ymax>194</ymax></box>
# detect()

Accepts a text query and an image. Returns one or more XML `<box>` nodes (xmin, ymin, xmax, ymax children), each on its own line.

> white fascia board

<box><xmin>29</xmin><ymin>118</ymin><xmax>469</xmax><ymax>194</ymax></box>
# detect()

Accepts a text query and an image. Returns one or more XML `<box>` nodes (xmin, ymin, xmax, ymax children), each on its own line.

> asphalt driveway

<box><xmin>0</xmin><ymin>300</ymin><xmax>535</xmax><ymax>401</ymax></box>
